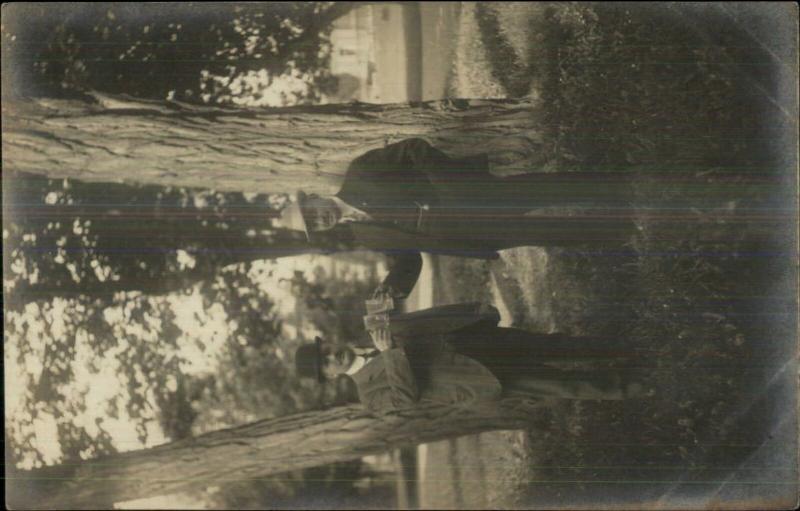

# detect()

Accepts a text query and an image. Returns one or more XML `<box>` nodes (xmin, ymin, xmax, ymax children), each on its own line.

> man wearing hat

<box><xmin>279</xmin><ymin>137</ymin><xmax>638</xmax><ymax>298</ymax></box>
<box><xmin>295</xmin><ymin>302</ymin><xmax>645</xmax><ymax>413</ymax></box>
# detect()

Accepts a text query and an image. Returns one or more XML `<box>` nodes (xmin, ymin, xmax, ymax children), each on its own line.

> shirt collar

<box><xmin>331</xmin><ymin>196</ymin><xmax>371</xmax><ymax>223</ymax></box>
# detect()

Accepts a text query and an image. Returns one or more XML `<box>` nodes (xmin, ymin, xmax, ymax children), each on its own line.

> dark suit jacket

<box><xmin>332</xmin><ymin>138</ymin><xmax>635</xmax><ymax>297</ymax></box>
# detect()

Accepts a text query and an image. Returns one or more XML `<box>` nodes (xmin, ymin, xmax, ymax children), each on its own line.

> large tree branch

<box><xmin>3</xmin><ymin>93</ymin><xmax>547</xmax><ymax>196</ymax></box>
<box><xmin>8</xmin><ymin>397</ymin><xmax>552</xmax><ymax>509</ymax></box>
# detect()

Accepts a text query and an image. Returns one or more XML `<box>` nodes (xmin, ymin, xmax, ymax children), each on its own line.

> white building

<box><xmin>329</xmin><ymin>4</ymin><xmax>420</xmax><ymax>104</ymax></box>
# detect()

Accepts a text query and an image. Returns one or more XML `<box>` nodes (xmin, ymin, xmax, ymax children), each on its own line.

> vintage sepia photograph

<box><xmin>2</xmin><ymin>2</ymin><xmax>798</xmax><ymax>509</ymax></box>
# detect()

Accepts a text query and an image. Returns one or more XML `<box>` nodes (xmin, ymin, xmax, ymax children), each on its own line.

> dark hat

<box><xmin>295</xmin><ymin>336</ymin><xmax>325</xmax><ymax>383</ymax></box>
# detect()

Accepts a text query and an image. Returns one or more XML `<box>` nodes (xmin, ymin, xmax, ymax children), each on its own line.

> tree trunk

<box><xmin>8</xmin><ymin>398</ymin><xmax>551</xmax><ymax>510</ymax></box>
<box><xmin>3</xmin><ymin>92</ymin><xmax>548</xmax><ymax>301</ymax></box>
<box><xmin>2</xmin><ymin>93</ymin><xmax>548</xmax><ymax>196</ymax></box>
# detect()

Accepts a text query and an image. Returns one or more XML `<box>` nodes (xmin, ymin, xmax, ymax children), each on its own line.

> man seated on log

<box><xmin>279</xmin><ymin>137</ymin><xmax>639</xmax><ymax>299</ymax></box>
<box><xmin>294</xmin><ymin>302</ymin><xmax>647</xmax><ymax>413</ymax></box>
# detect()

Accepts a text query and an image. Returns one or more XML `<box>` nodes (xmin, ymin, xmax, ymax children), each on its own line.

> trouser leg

<box><xmin>430</xmin><ymin>172</ymin><xmax>638</xmax><ymax>248</ymax></box>
<box><xmin>498</xmin><ymin>171</ymin><xmax>783</xmax><ymax>244</ymax></box>
<box><xmin>497</xmin><ymin>171</ymin><xmax>636</xmax><ymax>210</ymax></box>
<box><xmin>449</xmin><ymin>325</ymin><xmax>636</xmax><ymax>364</ymax></box>
<box><xmin>448</xmin><ymin>325</ymin><xmax>641</xmax><ymax>400</ymax></box>
<box><xmin>499</xmin><ymin>328</ymin><xmax>636</xmax><ymax>362</ymax></box>
<box><xmin>430</xmin><ymin>213</ymin><xmax>637</xmax><ymax>248</ymax></box>
<box><xmin>435</xmin><ymin>171</ymin><xmax>634</xmax><ymax>210</ymax></box>
<box><xmin>498</xmin><ymin>214</ymin><xmax>636</xmax><ymax>246</ymax></box>
<box><xmin>502</xmin><ymin>365</ymin><xmax>626</xmax><ymax>401</ymax></box>
<box><xmin>496</xmin><ymin>170</ymin><xmax>781</xmax><ymax>206</ymax></box>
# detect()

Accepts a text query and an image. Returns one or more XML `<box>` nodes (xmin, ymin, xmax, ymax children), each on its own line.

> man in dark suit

<box><xmin>295</xmin><ymin>303</ymin><xmax>645</xmax><ymax>413</ymax></box>
<box><xmin>280</xmin><ymin>138</ymin><xmax>636</xmax><ymax>254</ymax></box>
<box><xmin>279</xmin><ymin>137</ymin><xmax>638</xmax><ymax>297</ymax></box>
<box><xmin>280</xmin><ymin>137</ymin><xmax>778</xmax><ymax>296</ymax></box>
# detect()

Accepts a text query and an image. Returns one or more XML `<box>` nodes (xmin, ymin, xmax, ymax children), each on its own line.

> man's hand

<box><xmin>369</xmin><ymin>327</ymin><xmax>393</xmax><ymax>351</ymax></box>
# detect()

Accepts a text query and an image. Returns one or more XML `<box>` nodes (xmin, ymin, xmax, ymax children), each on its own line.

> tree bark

<box><xmin>7</xmin><ymin>398</ymin><xmax>551</xmax><ymax>510</ymax></box>
<box><xmin>2</xmin><ymin>93</ymin><xmax>548</xmax><ymax>196</ymax></box>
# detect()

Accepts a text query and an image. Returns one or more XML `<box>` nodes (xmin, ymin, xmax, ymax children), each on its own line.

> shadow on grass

<box><xmin>519</xmin><ymin>3</ymin><xmax>796</xmax><ymax>507</ymax></box>
<box><xmin>538</xmin><ymin>2</ymin><xmax>787</xmax><ymax>170</ymax></box>
<box><xmin>474</xmin><ymin>3</ymin><xmax>532</xmax><ymax>97</ymax></box>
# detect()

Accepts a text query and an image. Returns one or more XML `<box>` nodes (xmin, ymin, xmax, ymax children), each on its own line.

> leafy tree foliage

<box><xmin>4</xmin><ymin>170</ymin><xmax>377</xmax><ymax>469</ymax></box>
<box><xmin>5</xmin><ymin>291</ymin><xmax>186</xmax><ymax>468</ymax></box>
<box><xmin>3</xmin><ymin>173</ymin><xmax>355</xmax><ymax>306</ymax></box>
<box><xmin>5</xmin><ymin>174</ymin><xmax>270</xmax><ymax>306</ymax></box>
<box><xmin>286</xmin><ymin>254</ymin><xmax>384</xmax><ymax>347</ymax></box>
<box><xmin>3</xmin><ymin>2</ymin><xmax>348</xmax><ymax>105</ymax></box>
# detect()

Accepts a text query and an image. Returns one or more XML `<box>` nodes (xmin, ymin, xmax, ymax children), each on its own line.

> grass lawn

<box><xmin>432</xmin><ymin>3</ymin><xmax>796</xmax><ymax>508</ymax></box>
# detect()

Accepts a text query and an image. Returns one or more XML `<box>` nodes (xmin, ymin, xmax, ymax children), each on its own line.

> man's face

<box><xmin>319</xmin><ymin>341</ymin><xmax>355</xmax><ymax>379</ymax></box>
<box><xmin>303</xmin><ymin>196</ymin><xmax>341</xmax><ymax>232</ymax></box>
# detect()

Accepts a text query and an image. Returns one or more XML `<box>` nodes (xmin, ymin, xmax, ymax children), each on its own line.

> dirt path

<box><xmin>419</xmin><ymin>2</ymin><xmax>461</xmax><ymax>101</ymax></box>
<box><xmin>405</xmin><ymin>252</ymin><xmax>551</xmax><ymax>509</ymax></box>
